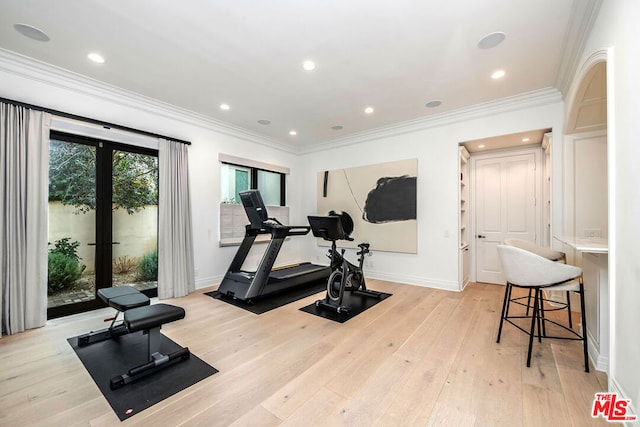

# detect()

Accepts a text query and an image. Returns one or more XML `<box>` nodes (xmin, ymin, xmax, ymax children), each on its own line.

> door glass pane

<box><xmin>258</xmin><ymin>169</ymin><xmax>281</xmax><ymax>206</ymax></box>
<box><xmin>112</xmin><ymin>150</ymin><xmax>159</xmax><ymax>292</ymax></box>
<box><xmin>47</xmin><ymin>139</ymin><xmax>96</xmax><ymax>308</ymax></box>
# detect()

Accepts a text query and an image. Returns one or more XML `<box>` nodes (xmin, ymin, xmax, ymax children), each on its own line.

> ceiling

<box><xmin>0</xmin><ymin>0</ymin><xmax>600</xmax><ymax>148</ymax></box>
<box><xmin>461</xmin><ymin>128</ymin><xmax>552</xmax><ymax>153</ymax></box>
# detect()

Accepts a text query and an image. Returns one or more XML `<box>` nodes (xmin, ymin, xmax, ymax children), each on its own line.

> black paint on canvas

<box><xmin>363</xmin><ymin>175</ymin><xmax>416</xmax><ymax>223</ymax></box>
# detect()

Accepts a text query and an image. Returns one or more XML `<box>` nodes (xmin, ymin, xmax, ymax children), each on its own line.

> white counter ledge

<box><xmin>555</xmin><ymin>235</ymin><xmax>609</xmax><ymax>372</ymax></box>
<box><xmin>557</xmin><ymin>236</ymin><xmax>608</xmax><ymax>253</ymax></box>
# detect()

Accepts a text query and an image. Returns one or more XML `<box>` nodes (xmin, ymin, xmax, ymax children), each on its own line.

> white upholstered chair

<box><xmin>503</xmin><ymin>238</ymin><xmax>573</xmax><ymax>326</ymax></box>
<box><xmin>496</xmin><ymin>244</ymin><xmax>589</xmax><ymax>372</ymax></box>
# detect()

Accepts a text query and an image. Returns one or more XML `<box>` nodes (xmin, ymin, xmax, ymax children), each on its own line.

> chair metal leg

<box><xmin>496</xmin><ymin>283</ymin><xmax>511</xmax><ymax>343</ymax></box>
<box><xmin>526</xmin><ymin>288</ymin><xmax>532</xmax><ymax>316</ymax></box>
<box><xmin>536</xmin><ymin>289</ymin><xmax>543</xmax><ymax>342</ymax></box>
<box><xmin>540</xmin><ymin>289</ymin><xmax>547</xmax><ymax>338</ymax></box>
<box><xmin>566</xmin><ymin>290</ymin><xmax>573</xmax><ymax>329</ymax></box>
<box><xmin>579</xmin><ymin>280</ymin><xmax>590</xmax><ymax>372</ymax></box>
<box><xmin>526</xmin><ymin>288</ymin><xmax>540</xmax><ymax>367</ymax></box>
<box><xmin>505</xmin><ymin>284</ymin><xmax>514</xmax><ymax>318</ymax></box>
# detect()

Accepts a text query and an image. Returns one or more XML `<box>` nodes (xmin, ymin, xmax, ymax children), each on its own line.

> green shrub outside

<box><xmin>47</xmin><ymin>238</ymin><xmax>84</xmax><ymax>294</ymax></box>
<box><xmin>49</xmin><ymin>237</ymin><xmax>81</xmax><ymax>262</ymax></box>
<box><xmin>138</xmin><ymin>249</ymin><xmax>158</xmax><ymax>281</ymax></box>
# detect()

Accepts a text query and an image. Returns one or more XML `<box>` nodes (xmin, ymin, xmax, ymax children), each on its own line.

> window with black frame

<box><xmin>220</xmin><ymin>162</ymin><xmax>285</xmax><ymax>206</ymax></box>
<box><xmin>219</xmin><ymin>161</ymin><xmax>288</xmax><ymax>245</ymax></box>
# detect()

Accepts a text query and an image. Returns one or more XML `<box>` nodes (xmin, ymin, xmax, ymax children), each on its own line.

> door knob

<box><xmin>477</xmin><ymin>234</ymin><xmax>486</xmax><ymax>239</ymax></box>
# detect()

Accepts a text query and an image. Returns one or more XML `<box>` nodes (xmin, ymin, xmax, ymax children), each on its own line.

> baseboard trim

<box><xmin>586</xmin><ymin>328</ymin><xmax>609</xmax><ymax>372</ymax></box>
<box><xmin>366</xmin><ymin>270</ymin><xmax>460</xmax><ymax>292</ymax></box>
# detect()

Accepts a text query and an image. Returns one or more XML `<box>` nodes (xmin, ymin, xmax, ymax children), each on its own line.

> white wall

<box><xmin>562</xmin><ymin>131</ymin><xmax>608</xmax><ymax>242</ymax></box>
<box><xmin>578</xmin><ymin>0</ymin><xmax>640</xmax><ymax>413</ymax></box>
<box><xmin>297</xmin><ymin>101</ymin><xmax>564</xmax><ymax>291</ymax></box>
<box><xmin>574</xmin><ymin>134</ymin><xmax>608</xmax><ymax>239</ymax></box>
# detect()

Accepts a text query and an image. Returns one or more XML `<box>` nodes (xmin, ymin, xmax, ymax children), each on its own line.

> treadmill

<box><xmin>217</xmin><ymin>189</ymin><xmax>330</xmax><ymax>302</ymax></box>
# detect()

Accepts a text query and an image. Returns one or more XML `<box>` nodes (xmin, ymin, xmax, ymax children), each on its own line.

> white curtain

<box><xmin>0</xmin><ymin>103</ymin><xmax>50</xmax><ymax>336</ymax></box>
<box><xmin>157</xmin><ymin>138</ymin><xmax>195</xmax><ymax>299</ymax></box>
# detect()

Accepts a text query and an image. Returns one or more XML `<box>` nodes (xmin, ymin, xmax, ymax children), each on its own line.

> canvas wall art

<box><xmin>316</xmin><ymin>158</ymin><xmax>417</xmax><ymax>253</ymax></box>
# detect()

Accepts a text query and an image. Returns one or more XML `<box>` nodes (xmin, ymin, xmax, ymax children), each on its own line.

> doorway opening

<box><xmin>459</xmin><ymin>128</ymin><xmax>551</xmax><ymax>285</ymax></box>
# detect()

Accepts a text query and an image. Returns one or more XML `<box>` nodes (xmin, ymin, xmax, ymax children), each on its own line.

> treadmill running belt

<box><xmin>269</xmin><ymin>262</ymin><xmax>326</xmax><ymax>279</ymax></box>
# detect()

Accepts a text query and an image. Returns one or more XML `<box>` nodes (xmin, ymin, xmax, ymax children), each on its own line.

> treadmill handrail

<box><xmin>262</xmin><ymin>221</ymin><xmax>311</xmax><ymax>236</ymax></box>
<box><xmin>283</xmin><ymin>226</ymin><xmax>311</xmax><ymax>236</ymax></box>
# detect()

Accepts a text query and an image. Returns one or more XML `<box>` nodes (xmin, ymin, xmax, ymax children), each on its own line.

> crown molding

<box><xmin>554</xmin><ymin>0</ymin><xmax>603</xmax><ymax>97</ymax></box>
<box><xmin>299</xmin><ymin>87</ymin><xmax>563</xmax><ymax>155</ymax></box>
<box><xmin>0</xmin><ymin>49</ymin><xmax>297</xmax><ymax>154</ymax></box>
<box><xmin>0</xmin><ymin>48</ymin><xmax>563</xmax><ymax>157</ymax></box>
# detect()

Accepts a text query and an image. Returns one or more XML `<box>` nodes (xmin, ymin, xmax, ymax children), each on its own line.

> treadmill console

<box><xmin>239</xmin><ymin>190</ymin><xmax>268</xmax><ymax>229</ymax></box>
<box><xmin>239</xmin><ymin>189</ymin><xmax>311</xmax><ymax>237</ymax></box>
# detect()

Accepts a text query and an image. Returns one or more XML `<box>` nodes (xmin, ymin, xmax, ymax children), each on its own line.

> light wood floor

<box><xmin>0</xmin><ymin>280</ymin><xmax>614</xmax><ymax>426</ymax></box>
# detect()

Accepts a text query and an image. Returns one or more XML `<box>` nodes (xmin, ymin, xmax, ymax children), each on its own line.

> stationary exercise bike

<box><xmin>308</xmin><ymin>211</ymin><xmax>383</xmax><ymax>313</ymax></box>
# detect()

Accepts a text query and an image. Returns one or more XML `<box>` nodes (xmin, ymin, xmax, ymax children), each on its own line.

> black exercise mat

<box><xmin>68</xmin><ymin>332</ymin><xmax>217</xmax><ymax>421</ymax></box>
<box><xmin>299</xmin><ymin>291</ymin><xmax>392</xmax><ymax>323</ymax></box>
<box><xmin>205</xmin><ymin>281</ymin><xmax>326</xmax><ymax>314</ymax></box>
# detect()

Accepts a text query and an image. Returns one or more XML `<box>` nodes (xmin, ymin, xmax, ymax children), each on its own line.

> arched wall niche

<box><xmin>565</xmin><ymin>51</ymin><xmax>608</xmax><ymax>133</ymax></box>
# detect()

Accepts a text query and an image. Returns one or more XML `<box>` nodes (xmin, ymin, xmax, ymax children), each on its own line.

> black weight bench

<box><xmin>77</xmin><ymin>286</ymin><xmax>151</xmax><ymax>347</ymax></box>
<box><xmin>109</xmin><ymin>303</ymin><xmax>190</xmax><ymax>390</ymax></box>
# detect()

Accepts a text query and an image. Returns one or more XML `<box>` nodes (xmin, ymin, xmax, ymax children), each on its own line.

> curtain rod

<box><xmin>0</xmin><ymin>96</ymin><xmax>191</xmax><ymax>145</ymax></box>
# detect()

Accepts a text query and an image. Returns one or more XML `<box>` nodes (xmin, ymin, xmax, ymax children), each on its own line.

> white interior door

<box><xmin>474</xmin><ymin>151</ymin><xmax>538</xmax><ymax>284</ymax></box>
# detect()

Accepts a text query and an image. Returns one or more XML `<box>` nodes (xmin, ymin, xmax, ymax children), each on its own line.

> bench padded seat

<box><xmin>124</xmin><ymin>304</ymin><xmax>185</xmax><ymax>333</ymax></box>
<box><xmin>98</xmin><ymin>286</ymin><xmax>140</xmax><ymax>302</ymax></box>
<box><xmin>108</xmin><ymin>293</ymin><xmax>150</xmax><ymax>311</ymax></box>
<box><xmin>98</xmin><ymin>286</ymin><xmax>150</xmax><ymax>311</ymax></box>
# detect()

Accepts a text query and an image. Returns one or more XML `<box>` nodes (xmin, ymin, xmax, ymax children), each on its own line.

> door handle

<box><xmin>477</xmin><ymin>234</ymin><xmax>486</xmax><ymax>239</ymax></box>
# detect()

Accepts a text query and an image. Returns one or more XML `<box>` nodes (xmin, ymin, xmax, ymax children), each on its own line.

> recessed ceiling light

<box><xmin>87</xmin><ymin>52</ymin><xmax>105</xmax><ymax>63</ymax></box>
<box><xmin>425</xmin><ymin>100</ymin><xmax>442</xmax><ymax>108</ymax></box>
<box><xmin>289</xmin><ymin>130</ymin><xmax>297</xmax><ymax>136</ymax></box>
<box><xmin>364</xmin><ymin>107</ymin><xmax>374</xmax><ymax>114</ymax></box>
<box><xmin>478</xmin><ymin>144</ymin><xmax>486</xmax><ymax>149</ymax></box>
<box><xmin>257</xmin><ymin>119</ymin><xmax>271</xmax><ymax>125</ymax></box>
<box><xmin>13</xmin><ymin>23</ymin><xmax>50</xmax><ymax>42</ymax></box>
<box><xmin>302</xmin><ymin>60</ymin><xmax>315</xmax><ymax>71</ymax></box>
<box><xmin>522</xmin><ymin>137</ymin><xmax>530</xmax><ymax>142</ymax></box>
<box><xmin>220</xmin><ymin>103</ymin><xmax>230</xmax><ymax>110</ymax></box>
<box><xmin>331</xmin><ymin>125</ymin><xmax>344</xmax><ymax>130</ymax></box>
<box><xmin>491</xmin><ymin>69</ymin><xmax>506</xmax><ymax>79</ymax></box>
<box><xmin>478</xmin><ymin>32</ymin><xmax>506</xmax><ymax>49</ymax></box>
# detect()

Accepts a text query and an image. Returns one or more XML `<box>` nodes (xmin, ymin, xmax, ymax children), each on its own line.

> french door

<box><xmin>47</xmin><ymin>131</ymin><xmax>158</xmax><ymax>319</ymax></box>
